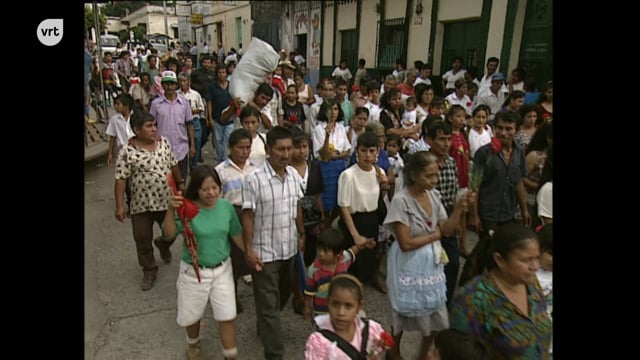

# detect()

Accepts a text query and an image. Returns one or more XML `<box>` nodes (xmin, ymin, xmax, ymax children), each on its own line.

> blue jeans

<box><xmin>190</xmin><ymin>118</ymin><xmax>202</xmax><ymax>169</ymax></box>
<box><xmin>214</xmin><ymin>121</ymin><xmax>234</xmax><ymax>162</ymax></box>
<box><xmin>200</xmin><ymin>118</ymin><xmax>211</xmax><ymax>149</ymax></box>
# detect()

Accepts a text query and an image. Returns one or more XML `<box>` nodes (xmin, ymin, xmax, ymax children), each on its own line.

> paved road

<box><xmin>84</xmin><ymin>146</ymin><xmax>478</xmax><ymax>359</ymax></box>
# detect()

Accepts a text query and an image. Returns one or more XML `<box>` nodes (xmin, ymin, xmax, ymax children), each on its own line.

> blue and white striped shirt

<box><xmin>215</xmin><ymin>158</ymin><xmax>257</xmax><ymax>207</ymax></box>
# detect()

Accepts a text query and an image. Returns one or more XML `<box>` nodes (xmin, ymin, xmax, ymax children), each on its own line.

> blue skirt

<box><xmin>318</xmin><ymin>158</ymin><xmax>346</xmax><ymax>212</ymax></box>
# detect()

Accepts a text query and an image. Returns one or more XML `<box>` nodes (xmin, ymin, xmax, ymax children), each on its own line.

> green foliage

<box><xmin>102</xmin><ymin>1</ymin><xmax>174</xmax><ymax>17</ymax></box>
<box><xmin>117</xmin><ymin>26</ymin><xmax>147</xmax><ymax>44</ymax></box>
<box><xmin>84</xmin><ymin>5</ymin><xmax>106</xmax><ymax>35</ymax></box>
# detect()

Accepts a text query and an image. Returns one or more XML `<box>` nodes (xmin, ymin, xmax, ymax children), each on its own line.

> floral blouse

<box><xmin>115</xmin><ymin>136</ymin><xmax>177</xmax><ymax>215</ymax></box>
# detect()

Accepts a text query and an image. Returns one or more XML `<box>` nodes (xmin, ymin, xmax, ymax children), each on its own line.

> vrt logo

<box><xmin>37</xmin><ymin>19</ymin><xmax>63</xmax><ymax>46</ymax></box>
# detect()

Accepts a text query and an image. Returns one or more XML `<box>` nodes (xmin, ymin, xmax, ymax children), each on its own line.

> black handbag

<box><xmin>301</xmin><ymin>185</ymin><xmax>322</xmax><ymax>227</ymax></box>
<box><xmin>377</xmin><ymin>190</ymin><xmax>387</xmax><ymax>225</ymax></box>
<box><xmin>374</xmin><ymin>164</ymin><xmax>388</xmax><ymax>225</ymax></box>
<box><xmin>301</xmin><ymin>195</ymin><xmax>322</xmax><ymax>227</ymax></box>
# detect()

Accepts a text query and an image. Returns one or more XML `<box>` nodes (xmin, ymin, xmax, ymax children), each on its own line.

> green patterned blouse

<box><xmin>449</xmin><ymin>270</ymin><xmax>552</xmax><ymax>359</ymax></box>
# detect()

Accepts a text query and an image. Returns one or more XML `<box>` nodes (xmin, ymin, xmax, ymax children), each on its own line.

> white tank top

<box><xmin>297</xmin><ymin>85</ymin><xmax>310</xmax><ymax>104</ymax></box>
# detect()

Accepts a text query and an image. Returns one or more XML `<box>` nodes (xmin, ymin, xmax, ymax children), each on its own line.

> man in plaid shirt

<box><xmin>241</xmin><ymin>126</ymin><xmax>306</xmax><ymax>360</ymax></box>
<box><xmin>425</xmin><ymin>120</ymin><xmax>461</xmax><ymax>307</ymax></box>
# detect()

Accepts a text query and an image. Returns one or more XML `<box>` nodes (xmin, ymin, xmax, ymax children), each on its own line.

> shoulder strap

<box><xmin>360</xmin><ymin>319</ymin><xmax>370</xmax><ymax>357</ymax></box>
<box><xmin>258</xmin><ymin>132</ymin><xmax>266</xmax><ymax>146</ymax></box>
<box><xmin>315</xmin><ymin>319</ymin><xmax>369</xmax><ymax>360</ymax></box>
<box><xmin>317</xmin><ymin>329</ymin><xmax>365</xmax><ymax>360</ymax></box>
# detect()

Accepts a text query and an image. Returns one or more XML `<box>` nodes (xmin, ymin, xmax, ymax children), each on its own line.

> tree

<box><xmin>85</xmin><ymin>5</ymin><xmax>106</xmax><ymax>37</ymax></box>
<box><xmin>117</xmin><ymin>26</ymin><xmax>147</xmax><ymax>44</ymax></box>
<box><xmin>102</xmin><ymin>1</ymin><xmax>175</xmax><ymax>18</ymax></box>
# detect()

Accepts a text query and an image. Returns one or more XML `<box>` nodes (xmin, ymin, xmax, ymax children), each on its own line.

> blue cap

<box><xmin>491</xmin><ymin>73</ymin><xmax>505</xmax><ymax>82</ymax></box>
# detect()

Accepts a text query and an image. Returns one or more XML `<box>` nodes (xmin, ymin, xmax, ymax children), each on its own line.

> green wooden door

<box><xmin>438</xmin><ymin>20</ymin><xmax>483</xmax><ymax>97</ymax></box>
<box><xmin>518</xmin><ymin>0</ymin><xmax>553</xmax><ymax>85</ymax></box>
<box><xmin>340</xmin><ymin>29</ymin><xmax>358</xmax><ymax>79</ymax></box>
<box><xmin>441</xmin><ymin>20</ymin><xmax>483</xmax><ymax>74</ymax></box>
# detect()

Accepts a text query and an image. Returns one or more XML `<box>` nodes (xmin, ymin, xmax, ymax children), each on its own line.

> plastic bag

<box><xmin>229</xmin><ymin>37</ymin><xmax>280</xmax><ymax>104</ymax></box>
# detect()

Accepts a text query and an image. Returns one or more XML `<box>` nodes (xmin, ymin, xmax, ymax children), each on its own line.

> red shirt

<box><xmin>449</xmin><ymin>131</ymin><xmax>470</xmax><ymax>188</ymax></box>
<box><xmin>272</xmin><ymin>75</ymin><xmax>286</xmax><ymax>98</ymax></box>
<box><xmin>396</xmin><ymin>82</ymin><xmax>415</xmax><ymax>97</ymax></box>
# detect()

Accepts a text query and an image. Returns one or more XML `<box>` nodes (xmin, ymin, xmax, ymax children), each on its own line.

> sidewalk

<box><xmin>84</xmin><ymin>103</ymin><xmax>112</xmax><ymax>162</ymax></box>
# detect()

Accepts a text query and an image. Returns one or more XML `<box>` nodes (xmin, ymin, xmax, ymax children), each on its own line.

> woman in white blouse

<box><xmin>337</xmin><ymin>131</ymin><xmax>388</xmax><ymax>291</ymax></box>
<box><xmin>312</xmin><ymin>99</ymin><xmax>351</xmax><ymax>230</ymax></box>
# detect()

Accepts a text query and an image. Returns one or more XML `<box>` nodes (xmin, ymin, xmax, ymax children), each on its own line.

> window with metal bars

<box><xmin>376</xmin><ymin>18</ymin><xmax>405</xmax><ymax>69</ymax></box>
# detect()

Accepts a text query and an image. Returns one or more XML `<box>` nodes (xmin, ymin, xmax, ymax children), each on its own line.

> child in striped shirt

<box><xmin>303</xmin><ymin>228</ymin><xmax>372</xmax><ymax>320</ymax></box>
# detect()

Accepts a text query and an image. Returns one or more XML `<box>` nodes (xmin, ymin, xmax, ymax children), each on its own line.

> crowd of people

<box><xmin>89</xmin><ymin>37</ymin><xmax>553</xmax><ymax>359</ymax></box>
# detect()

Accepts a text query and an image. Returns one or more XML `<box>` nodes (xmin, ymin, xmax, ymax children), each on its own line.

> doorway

<box><xmin>296</xmin><ymin>34</ymin><xmax>307</xmax><ymax>60</ymax></box>
<box><xmin>340</xmin><ymin>29</ymin><xmax>357</xmax><ymax>76</ymax></box>
<box><xmin>441</xmin><ymin>20</ymin><xmax>483</xmax><ymax>74</ymax></box>
<box><xmin>518</xmin><ymin>0</ymin><xmax>553</xmax><ymax>85</ymax></box>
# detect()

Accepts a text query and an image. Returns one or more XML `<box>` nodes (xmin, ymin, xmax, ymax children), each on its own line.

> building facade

<box><xmin>275</xmin><ymin>0</ymin><xmax>552</xmax><ymax>93</ymax></box>
<box><xmin>99</xmin><ymin>1</ymin><xmax>252</xmax><ymax>56</ymax></box>
<box><xmin>189</xmin><ymin>1</ymin><xmax>252</xmax><ymax>55</ymax></box>
<box><xmin>118</xmin><ymin>5</ymin><xmax>179</xmax><ymax>39</ymax></box>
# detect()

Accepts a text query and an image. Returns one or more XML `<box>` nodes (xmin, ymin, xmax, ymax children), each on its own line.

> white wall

<box><xmin>407</xmin><ymin>0</ymin><xmax>434</xmax><ymax>67</ymax></box>
<box><xmin>322</xmin><ymin>4</ymin><xmax>335</xmax><ymax>67</ymax></box>
<box><xmin>432</xmin><ymin>22</ymin><xmax>445</xmax><ymax>75</ymax></box>
<box><xmin>485</xmin><ymin>0</ymin><xmax>508</xmax><ymax>65</ymax></box>
<box><xmin>147</xmin><ymin>14</ymin><xmax>179</xmax><ymax>35</ymax></box>
<box><xmin>508</xmin><ymin>0</ymin><xmax>528</xmax><ymax>71</ymax></box>
<box><xmin>438</xmin><ymin>0</ymin><xmax>482</xmax><ymax>21</ymax></box>
<box><xmin>359</xmin><ymin>0</ymin><xmax>379</xmax><ymax>68</ymax></box>
<box><xmin>105</xmin><ymin>18</ymin><xmax>125</xmax><ymax>33</ymax></box>
<box><xmin>337</xmin><ymin>1</ymin><xmax>357</xmax><ymax>30</ymax></box>
<box><xmin>385</xmin><ymin>0</ymin><xmax>407</xmax><ymax>20</ymax></box>
<box><xmin>206</xmin><ymin>3</ymin><xmax>251</xmax><ymax>52</ymax></box>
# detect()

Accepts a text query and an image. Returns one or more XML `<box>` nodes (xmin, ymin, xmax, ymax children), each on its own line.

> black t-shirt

<box><xmin>190</xmin><ymin>68</ymin><xmax>216</xmax><ymax>98</ymax></box>
<box><xmin>282</xmin><ymin>101</ymin><xmax>306</xmax><ymax>128</ymax></box>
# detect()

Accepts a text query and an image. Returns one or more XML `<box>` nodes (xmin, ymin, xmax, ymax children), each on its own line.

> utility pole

<box><xmin>93</xmin><ymin>0</ymin><xmax>108</xmax><ymax>120</ymax></box>
<box><xmin>163</xmin><ymin>0</ymin><xmax>169</xmax><ymax>47</ymax></box>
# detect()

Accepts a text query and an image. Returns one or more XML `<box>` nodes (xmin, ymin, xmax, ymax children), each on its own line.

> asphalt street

<box><xmin>84</xmin><ymin>143</ymin><xmax>478</xmax><ymax>359</ymax></box>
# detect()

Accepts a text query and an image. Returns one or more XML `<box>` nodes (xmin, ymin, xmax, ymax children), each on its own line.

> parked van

<box><xmin>148</xmin><ymin>39</ymin><xmax>168</xmax><ymax>56</ymax></box>
<box><xmin>99</xmin><ymin>34</ymin><xmax>119</xmax><ymax>57</ymax></box>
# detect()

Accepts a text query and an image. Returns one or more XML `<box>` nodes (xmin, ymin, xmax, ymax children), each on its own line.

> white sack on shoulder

<box><xmin>229</xmin><ymin>37</ymin><xmax>280</xmax><ymax>104</ymax></box>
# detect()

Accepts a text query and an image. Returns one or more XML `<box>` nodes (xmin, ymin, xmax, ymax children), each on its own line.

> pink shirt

<box><xmin>304</xmin><ymin>314</ymin><xmax>386</xmax><ymax>359</ymax></box>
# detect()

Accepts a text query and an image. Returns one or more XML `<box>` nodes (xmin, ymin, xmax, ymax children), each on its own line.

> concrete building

<box><xmin>275</xmin><ymin>0</ymin><xmax>552</xmax><ymax>94</ymax></box>
<box><xmin>188</xmin><ymin>1</ymin><xmax>252</xmax><ymax>55</ymax></box>
<box><xmin>103</xmin><ymin>17</ymin><xmax>125</xmax><ymax>34</ymax></box>
<box><xmin>119</xmin><ymin>4</ymin><xmax>179</xmax><ymax>40</ymax></box>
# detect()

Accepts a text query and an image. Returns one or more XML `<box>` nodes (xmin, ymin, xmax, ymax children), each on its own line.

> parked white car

<box><xmin>99</xmin><ymin>34</ymin><xmax>119</xmax><ymax>57</ymax></box>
